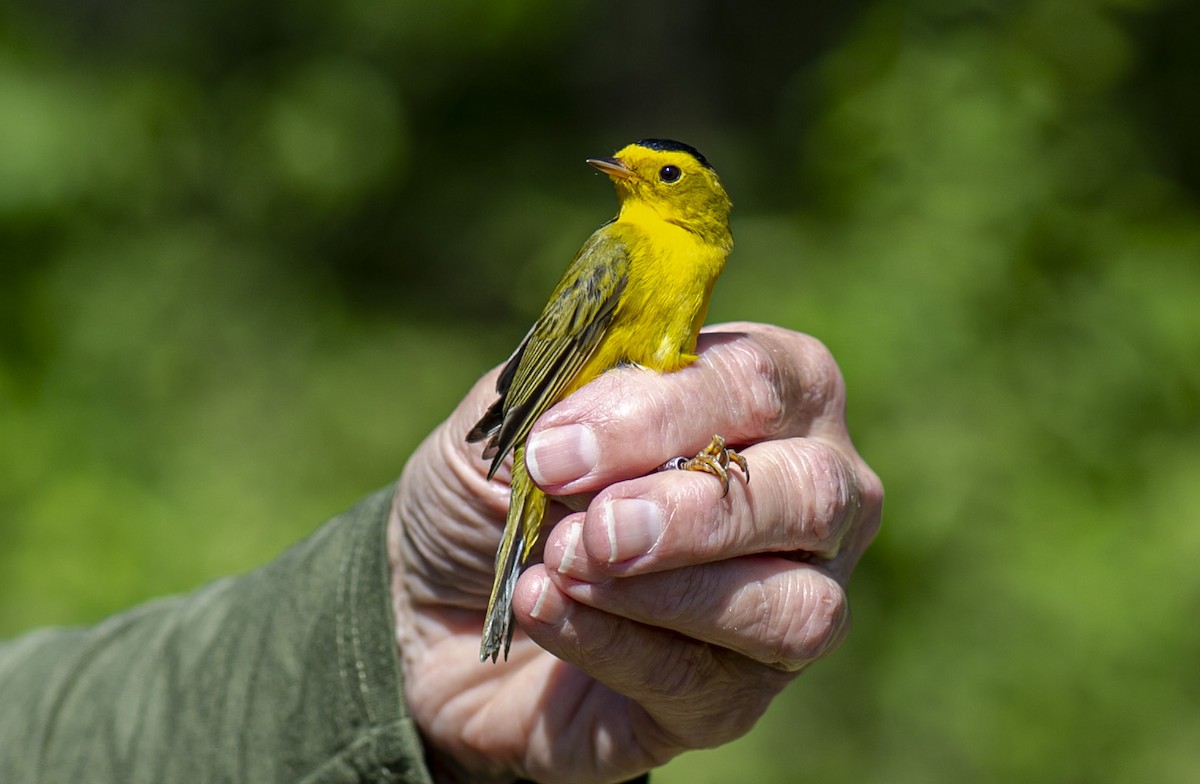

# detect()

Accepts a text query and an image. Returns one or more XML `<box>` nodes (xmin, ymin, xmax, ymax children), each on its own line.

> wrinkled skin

<box><xmin>388</xmin><ymin>322</ymin><xmax>884</xmax><ymax>784</ymax></box>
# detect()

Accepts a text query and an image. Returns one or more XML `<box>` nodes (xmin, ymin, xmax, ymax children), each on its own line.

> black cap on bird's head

<box><xmin>586</xmin><ymin>138</ymin><xmax>718</xmax><ymax>181</ymax></box>
<box><xmin>631</xmin><ymin>138</ymin><xmax>714</xmax><ymax>171</ymax></box>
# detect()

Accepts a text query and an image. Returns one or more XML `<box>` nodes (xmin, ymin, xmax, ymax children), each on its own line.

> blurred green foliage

<box><xmin>2</xmin><ymin>0</ymin><xmax>1199</xmax><ymax>781</ymax></box>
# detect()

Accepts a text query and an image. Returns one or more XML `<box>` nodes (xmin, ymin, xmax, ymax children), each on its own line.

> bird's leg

<box><xmin>658</xmin><ymin>434</ymin><xmax>749</xmax><ymax>496</ymax></box>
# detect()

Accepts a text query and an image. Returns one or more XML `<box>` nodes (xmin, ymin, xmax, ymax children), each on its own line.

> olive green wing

<box><xmin>467</xmin><ymin>227</ymin><xmax>630</xmax><ymax>479</ymax></box>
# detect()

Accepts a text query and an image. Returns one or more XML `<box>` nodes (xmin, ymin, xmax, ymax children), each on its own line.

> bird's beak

<box><xmin>586</xmin><ymin>156</ymin><xmax>635</xmax><ymax>180</ymax></box>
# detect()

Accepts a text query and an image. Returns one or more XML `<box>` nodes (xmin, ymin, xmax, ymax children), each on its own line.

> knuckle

<box><xmin>760</xmin><ymin>571</ymin><xmax>847</xmax><ymax>669</ymax></box>
<box><xmin>796</xmin><ymin>574</ymin><xmax>848</xmax><ymax>661</ymax></box>
<box><xmin>715</xmin><ymin>335</ymin><xmax>789</xmax><ymax>438</ymax></box>
<box><xmin>800</xmin><ymin>338</ymin><xmax>848</xmax><ymax>425</ymax></box>
<box><xmin>858</xmin><ymin>460</ymin><xmax>886</xmax><ymax>514</ymax></box>
<box><xmin>778</xmin><ymin>441</ymin><xmax>856</xmax><ymax>549</ymax></box>
<box><xmin>791</xmin><ymin>331</ymin><xmax>842</xmax><ymax>391</ymax></box>
<box><xmin>853</xmin><ymin>460</ymin><xmax>885</xmax><ymax>543</ymax></box>
<box><xmin>744</xmin><ymin>328</ymin><xmax>848</xmax><ymax>437</ymax></box>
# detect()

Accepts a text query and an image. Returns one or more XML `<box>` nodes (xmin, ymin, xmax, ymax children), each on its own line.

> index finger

<box><xmin>523</xmin><ymin>322</ymin><xmax>849</xmax><ymax>495</ymax></box>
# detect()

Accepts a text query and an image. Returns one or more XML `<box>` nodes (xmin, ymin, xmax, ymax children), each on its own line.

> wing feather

<box><xmin>468</xmin><ymin>229</ymin><xmax>631</xmax><ymax>479</ymax></box>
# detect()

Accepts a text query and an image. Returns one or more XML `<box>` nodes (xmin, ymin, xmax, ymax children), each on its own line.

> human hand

<box><xmin>387</xmin><ymin>321</ymin><xmax>883</xmax><ymax>784</ymax></box>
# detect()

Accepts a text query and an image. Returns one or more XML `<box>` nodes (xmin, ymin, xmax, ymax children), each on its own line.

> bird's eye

<box><xmin>658</xmin><ymin>165</ymin><xmax>681</xmax><ymax>183</ymax></box>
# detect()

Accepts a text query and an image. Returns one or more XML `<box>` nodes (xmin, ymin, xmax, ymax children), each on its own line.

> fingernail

<box><xmin>526</xmin><ymin>424</ymin><xmax>599</xmax><ymax>486</ymax></box>
<box><xmin>603</xmin><ymin>499</ymin><xmax>663</xmax><ymax>563</ymax></box>
<box><xmin>557</xmin><ymin>520</ymin><xmax>585</xmax><ymax>577</ymax></box>
<box><xmin>529</xmin><ymin>574</ymin><xmax>567</xmax><ymax>624</ymax></box>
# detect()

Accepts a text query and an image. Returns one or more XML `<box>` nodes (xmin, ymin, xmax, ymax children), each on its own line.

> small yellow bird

<box><xmin>468</xmin><ymin>139</ymin><xmax>746</xmax><ymax>663</ymax></box>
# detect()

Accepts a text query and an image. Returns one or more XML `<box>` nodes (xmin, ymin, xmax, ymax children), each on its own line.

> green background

<box><xmin>3</xmin><ymin>0</ymin><xmax>1198</xmax><ymax>781</ymax></box>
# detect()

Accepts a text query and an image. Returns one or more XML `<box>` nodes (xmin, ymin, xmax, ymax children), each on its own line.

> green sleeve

<box><xmin>0</xmin><ymin>486</ymin><xmax>434</xmax><ymax>784</ymax></box>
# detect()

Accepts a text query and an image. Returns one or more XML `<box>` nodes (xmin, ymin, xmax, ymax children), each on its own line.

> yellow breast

<box><xmin>581</xmin><ymin>206</ymin><xmax>728</xmax><ymax>382</ymax></box>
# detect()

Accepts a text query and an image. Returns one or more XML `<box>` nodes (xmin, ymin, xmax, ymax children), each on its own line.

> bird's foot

<box><xmin>659</xmin><ymin>434</ymin><xmax>748</xmax><ymax>496</ymax></box>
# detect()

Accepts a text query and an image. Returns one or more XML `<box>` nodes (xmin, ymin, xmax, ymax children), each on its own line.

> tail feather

<box><xmin>480</xmin><ymin>449</ymin><xmax>547</xmax><ymax>663</ymax></box>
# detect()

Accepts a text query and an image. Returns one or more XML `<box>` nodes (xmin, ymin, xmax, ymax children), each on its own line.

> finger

<box><xmin>543</xmin><ymin>523</ymin><xmax>850</xmax><ymax>671</ymax></box>
<box><xmin>522</xmin><ymin>323</ymin><xmax>849</xmax><ymax>495</ymax></box>
<box><xmin>540</xmin><ymin>437</ymin><xmax>865</xmax><ymax>580</ymax></box>
<box><xmin>513</xmin><ymin>565</ymin><xmax>795</xmax><ymax>751</ymax></box>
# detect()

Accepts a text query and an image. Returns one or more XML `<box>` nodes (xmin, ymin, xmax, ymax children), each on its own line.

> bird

<box><xmin>468</xmin><ymin>138</ymin><xmax>747</xmax><ymax>663</ymax></box>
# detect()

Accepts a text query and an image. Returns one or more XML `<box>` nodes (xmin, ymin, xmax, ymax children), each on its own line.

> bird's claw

<box><xmin>658</xmin><ymin>434</ymin><xmax>749</xmax><ymax>496</ymax></box>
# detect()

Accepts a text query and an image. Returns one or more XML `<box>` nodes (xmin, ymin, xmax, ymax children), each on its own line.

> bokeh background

<box><xmin>3</xmin><ymin>0</ymin><xmax>1199</xmax><ymax>780</ymax></box>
